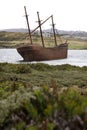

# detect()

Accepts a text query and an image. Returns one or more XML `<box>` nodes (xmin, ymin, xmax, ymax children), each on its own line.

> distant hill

<box><xmin>0</xmin><ymin>28</ymin><xmax>87</xmax><ymax>38</ymax></box>
<box><xmin>0</xmin><ymin>28</ymin><xmax>28</xmax><ymax>33</ymax></box>
<box><xmin>58</xmin><ymin>30</ymin><xmax>87</xmax><ymax>37</ymax></box>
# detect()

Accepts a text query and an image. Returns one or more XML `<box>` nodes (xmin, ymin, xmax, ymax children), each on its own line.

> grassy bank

<box><xmin>0</xmin><ymin>63</ymin><xmax>87</xmax><ymax>87</ymax></box>
<box><xmin>0</xmin><ymin>63</ymin><xmax>87</xmax><ymax>129</ymax></box>
<box><xmin>0</xmin><ymin>31</ymin><xmax>87</xmax><ymax>49</ymax></box>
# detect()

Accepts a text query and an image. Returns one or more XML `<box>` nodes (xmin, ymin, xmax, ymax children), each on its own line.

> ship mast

<box><xmin>51</xmin><ymin>15</ymin><xmax>57</xmax><ymax>46</ymax></box>
<box><xmin>31</xmin><ymin>15</ymin><xmax>52</xmax><ymax>34</ymax></box>
<box><xmin>24</xmin><ymin>6</ymin><xmax>32</xmax><ymax>44</ymax></box>
<box><xmin>37</xmin><ymin>12</ymin><xmax>44</xmax><ymax>47</ymax></box>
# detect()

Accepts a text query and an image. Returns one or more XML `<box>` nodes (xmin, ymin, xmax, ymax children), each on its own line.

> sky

<box><xmin>0</xmin><ymin>0</ymin><xmax>87</xmax><ymax>31</ymax></box>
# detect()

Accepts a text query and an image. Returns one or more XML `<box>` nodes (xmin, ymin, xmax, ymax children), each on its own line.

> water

<box><xmin>0</xmin><ymin>49</ymin><xmax>87</xmax><ymax>67</ymax></box>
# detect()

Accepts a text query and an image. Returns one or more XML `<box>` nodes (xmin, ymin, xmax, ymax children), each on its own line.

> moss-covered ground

<box><xmin>0</xmin><ymin>63</ymin><xmax>87</xmax><ymax>129</ymax></box>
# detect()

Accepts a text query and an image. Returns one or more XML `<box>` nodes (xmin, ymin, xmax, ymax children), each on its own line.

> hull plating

<box><xmin>17</xmin><ymin>43</ymin><xmax>68</xmax><ymax>61</ymax></box>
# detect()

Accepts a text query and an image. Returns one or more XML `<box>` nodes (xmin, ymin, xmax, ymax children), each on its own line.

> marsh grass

<box><xmin>68</xmin><ymin>38</ymin><xmax>87</xmax><ymax>49</ymax></box>
<box><xmin>0</xmin><ymin>31</ymin><xmax>87</xmax><ymax>49</ymax></box>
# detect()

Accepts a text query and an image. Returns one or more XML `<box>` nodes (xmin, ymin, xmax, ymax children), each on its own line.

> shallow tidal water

<box><xmin>0</xmin><ymin>49</ymin><xmax>87</xmax><ymax>67</ymax></box>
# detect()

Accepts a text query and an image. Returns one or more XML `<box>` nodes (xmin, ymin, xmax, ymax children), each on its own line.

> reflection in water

<box><xmin>0</xmin><ymin>49</ymin><xmax>87</xmax><ymax>67</ymax></box>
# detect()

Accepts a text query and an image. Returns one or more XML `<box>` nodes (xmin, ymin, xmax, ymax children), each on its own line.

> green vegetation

<box><xmin>0</xmin><ymin>31</ymin><xmax>87</xmax><ymax>49</ymax></box>
<box><xmin>0</xmin><ymin>63</ymin><xmax>87</xmax><ymax>129</ymax></box>
<box><xmin>68</xmin><ymin>37</ymin><xmax>87</xmax><ymax>49</ymax></box>
<box><xmin>1</xmin><ymin>63</ymin><xmax>87</xmax><ymax>87</ymax></box>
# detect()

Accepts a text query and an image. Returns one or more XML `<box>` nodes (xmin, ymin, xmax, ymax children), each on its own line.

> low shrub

<box><xmin>15</xmin><ymin>64</ymin><xmax>32</xmax><ymax>74</ymax></box>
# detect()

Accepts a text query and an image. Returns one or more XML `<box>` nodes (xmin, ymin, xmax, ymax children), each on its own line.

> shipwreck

<box><xmin>17</xmin><ymin>6</ymin><xmax>68</xmax><ymax>61</ymax></box>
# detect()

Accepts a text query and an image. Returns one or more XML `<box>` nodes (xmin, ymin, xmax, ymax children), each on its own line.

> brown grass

<box><xmin>0</xmin><ymin>31</ymin><xmax>87</xmax><ymax>49</ymax></box>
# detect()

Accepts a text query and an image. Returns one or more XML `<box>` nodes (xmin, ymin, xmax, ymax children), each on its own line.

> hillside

<box><xmin>0</xmin><ymin>29</ymin><xmax>87</xmax><ymax>49</ymax></box>
<box><xmin>1</xmin><ymin>28</ymin><xmax>87</xmax><ymax>38</ymax></box>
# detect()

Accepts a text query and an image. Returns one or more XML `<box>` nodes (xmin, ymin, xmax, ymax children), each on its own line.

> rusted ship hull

<box><xmin>17</xmin><ymin>43</ymin><xmax>68</xmax><ymax>61</ymax></box>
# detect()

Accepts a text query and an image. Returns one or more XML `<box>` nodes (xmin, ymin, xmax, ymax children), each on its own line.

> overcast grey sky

<box><xmin>0</xmin><ymin>0</ymin><xmax>87</xmax><ymax>31</ymax></box>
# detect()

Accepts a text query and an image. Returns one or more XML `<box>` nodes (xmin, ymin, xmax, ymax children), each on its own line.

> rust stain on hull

<box><xmin>17</xmin><ymin>43</ymin><xmax>68</xmax><ymax>61</ymax></box>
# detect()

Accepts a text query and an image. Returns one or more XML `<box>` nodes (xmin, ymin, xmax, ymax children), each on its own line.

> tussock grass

<box><xmin>0</xmin><ymin>63</ymin><xmax>87</xmax><ymax>129</ymax></box>
<box><xmin>0</xmin><ymin>63</ymin><xmax>87</xmax><ymax>87</ymax></box>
